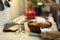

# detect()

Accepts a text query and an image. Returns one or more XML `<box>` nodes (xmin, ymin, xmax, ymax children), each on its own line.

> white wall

<box><xmin>0</xmin><ymin>0</ymin><xmax>12</xmax><ymax>26</ymax></box>
<box><xmin>0</xmin><ymin>8</ymin><xmax>12</xmax><ymax>26</ymax></box>
<box><xmin>0</xmin><ymin>0</ymin><xmax>25</xmax><ymax>26</ymax></box>
<box><xmin>10</xmin><ymin>0</ymin><xmax>24</xmax><ymax>20</ymax></box>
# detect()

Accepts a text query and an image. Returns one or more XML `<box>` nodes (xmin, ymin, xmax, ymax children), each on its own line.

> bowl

<box><xmin>28</xmin><ymin>21</ymin><xmax>41</xmax><ymax>33</ymax></box>
<box><xmin>28</xmin><ymin>21</ymin><xmax>52</xmax><ymax>33</ymax></box>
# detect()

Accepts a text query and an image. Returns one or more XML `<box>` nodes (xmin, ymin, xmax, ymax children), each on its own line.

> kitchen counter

<box><xmin>14</xmin><ymin>15</ymin><xmax>60</xmax><ymax>40</ymax></box>
<box><xmin>0</xmin><ymin>15</ymin><xmax>60</xmax><ymax>40</ymax></box>
<box><xmin>0</xmin><ymin>26</ymin><xmax>42</xmax><ymax>40</ymax></box>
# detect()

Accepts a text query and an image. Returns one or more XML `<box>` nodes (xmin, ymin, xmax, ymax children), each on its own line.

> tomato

<box><xmin>25</xmin><ymin>10</ymin><xmax>36</xmax><ymax>19</ymax></box>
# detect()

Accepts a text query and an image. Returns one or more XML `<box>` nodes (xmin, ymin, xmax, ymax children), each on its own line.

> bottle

<box><xmin>35</xmin><ymin>0</ymin><xmax>45</xmax><ymax>16</ymax></box>
<box><xmin>35</xmin><ymin>0</ymin><xmax>41</xmax><ymax>16</ymax></box>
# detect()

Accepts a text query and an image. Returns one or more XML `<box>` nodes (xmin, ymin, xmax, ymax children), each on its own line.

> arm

<box><xmin>42</xmin><ymin>0</ymin><xmax>60</xmax><ymax>10</ymax></box>
<box><xmin>46</xmin><ymin>31</ymin><xmax>60</xmax><ymax>37</ymax></box>
<box><xmin>51</xmin><ymin>1</ymin><xmax>60</xmax><ymax>10</ymax></box>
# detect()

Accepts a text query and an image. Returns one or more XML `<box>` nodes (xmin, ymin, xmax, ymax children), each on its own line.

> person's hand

<box><xmin>41</xmin><ymin>26</ymin><xmax>60</xmax><ymax>39</ymax></box>
<box><xmin>42</xmin><ymin>0</ymin><xmax>52</xmax><ymax>6</ymax></box>
<box><xmin>41</xmin><ymin>31</ymin><xmax>59</xmax><ymax>39</ymax></box>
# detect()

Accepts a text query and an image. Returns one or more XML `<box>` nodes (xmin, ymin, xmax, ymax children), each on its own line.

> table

<box><xmin>23</xmin><ymin>16</ymin><xmax>60</xmax><ymax>40</ymax></box>
<box><xmin>13</xmin><ymin>15</ymin><xmax>60</xmax><ymax>40</ymax></box>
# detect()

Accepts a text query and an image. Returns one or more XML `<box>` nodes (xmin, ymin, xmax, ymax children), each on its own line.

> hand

<box><xmin>40</xmin><ymin>22</ymin><xmax>60</xmax><ymax>39</ymax></box>
<box><xmin>41</xmin><ymin>31</ymin><xmax>59</xmax><ymax>39</ymax></box>
<box><xmin>41</xmin><ymin>28</ymin><xmax>60</xmax><ymax>39</ymax></box>
<box><xmin>42</xmin><ymin>0</ymin><xmax>52</xmax><ymax>6</ymax></box>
